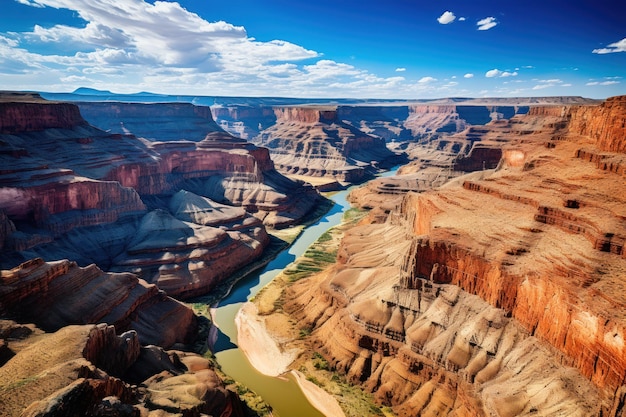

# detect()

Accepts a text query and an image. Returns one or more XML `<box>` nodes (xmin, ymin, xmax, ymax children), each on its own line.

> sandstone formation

<box><xmin>208</xmin><ymin>97</ymin><xmax>594</xmax><ymax>148</ymax></box>
<box><xmin>0</xmin><ymin>258</ymin><xmax>197</xmax><ymax>348</ymax></box>
<box><xmin>256</xmin><ymin>106</ymin><xmax>402</xmax><ymax>184</ymax></box>
<box><xmin>0</xmin><ymin>94</ymin><xmax>324</xmax><ymax>298</ymax></box>
<box><xmin>0</xmin><ymin>321</ymin><xmax>250</xmax><ymax>417</ymax></box>
<box><xmin>111</xmin><ymin>190</ymin><xmax>270</xmax><ymax>299</ymax></box>
<box><xmin>282</xmin><ymin>96</ymin><xmax>626</xmax><ymax>416</ymax></box>
<box><xmin>348</xmin><ymin>124</ymin><xmax>506</xmax><ymax>218</ymax></box>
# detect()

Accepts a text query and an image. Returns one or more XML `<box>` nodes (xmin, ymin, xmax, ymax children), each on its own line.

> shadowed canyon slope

<box><xmin>0</xmin><ymin>320</ymin><xmax>251</xmax><ymax>417</ymax></box>
<box><xmin>278</xmin><ymin>96</ymin><xmax>626</xmax><ymax>416</ymax></box>
<box><xmin>0</xmin><ymin>94</ymin><xmax>290</xmax><ymax>416</ymax></box>
<box><xmin>0</xmin><ymin>94</ymin><xmax>325</xmax><ymax>298</ymax></box>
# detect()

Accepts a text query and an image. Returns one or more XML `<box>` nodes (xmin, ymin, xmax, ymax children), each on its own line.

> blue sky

<box><xmin>0</xmin><ymin>0</ymin><xmax>624</xmax><ymax>99</ymax></box>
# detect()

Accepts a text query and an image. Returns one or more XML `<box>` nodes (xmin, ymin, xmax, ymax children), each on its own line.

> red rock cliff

<box><xmin>0</xmin><ymin>100</ymin><xmax>87</xmax><ymax>134</ymax></box>
<box><xmin>0</xmin><ymin>258</ymin><xmax>197</xmax><ymax>347</ymax></box>
<box><xmin>568</xmin><ymin>95</ymin><xmax>626</xmax><ymax>153</ymax></box>
<box><xmin>283</xmin><ymin>96</ymin><xmax>626</xmax><ymax>416</ymax></box>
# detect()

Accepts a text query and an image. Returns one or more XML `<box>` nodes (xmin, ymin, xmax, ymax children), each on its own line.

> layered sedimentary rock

<box><xmin>256</xmin><ymin>106</ymin><xmax>401</xmax><ymax>184</ymax></box>
<box><xmin>0</xmin><ymin>94</ymin><xmax>323</xmax><ymax>297</ymax></box>
<box><xmin>348</xmin><ymin>121</ymin><xmax>507</xmax><ymax>217</ymax></box>
<box><xmin>111</xmin><ymin>191</ymin><xmax>270</xmax><ymax>299</ymax></box>
<box><xmin>76</xmin><ymin>101</ymin><xmax>223</xmax><ymax>142</ymax></box>
<box><xmin>0</xmin><ymin>257</ymin><xmax>197</xmax><ymax>347</ymax></box>
<box><xmin>0</xmin><ymin>321</ymin><xmax>249</xmax><ymax>417</ymax></box>
<box><xmin>284</xmin><ymin>96</ymin><xmax>626</xmax><ymax>416</ymax></box>
<box><xmin>0</xmin><ymin>93</ymin><xmax>87</xmax><ymax>134</ymax></box>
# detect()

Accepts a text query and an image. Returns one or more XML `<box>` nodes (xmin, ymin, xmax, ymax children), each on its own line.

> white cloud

<box><xmin>586</xmin><ymin>81</ymin><xmax>620</xmax><ymax>86</ymax></box>
<box><xmin>15</xmin><ymin>0</ymin><xmax>318</xmax><ymax>71</ymax></box>
<box><xmin>16</xmin><ymin>0</ymin><xmax>45</xmax><ymax>7</ymax></box>
<box><xmin>418</xmin><ymin>76</ymin><xmax>437</xmax><ymax>83</ymax></box>
<box><xmin>395</xmin><ymin>67</ymin><xmax>406</xmax><ymax>72</ymax></box>
<box><xmin>592</xmin><ymin>38</ymin><xmax>626</xmax><ymax>54</ymax></box>
<box><xmin>485</xmin><ymin>69</ymin><xmax>518</xmax><ymax>78</ymax></box>
<box><xmin>464</xmin><ymin>73</ymin><xmax>474</xmax><ymax>78</ymax></box>
<box><xmin>437</xmin><ymin>11</ymin><xmax>456</xmax><ymax>25</ymax></box>
<box><xmin>477</xmin><ymin>17</ymin><xmax>497</xmax><ymax>31</ymax></box>
<box><xmin>459</xmin><ymin>17</ymin><xmax>466</xmax><ymax>21</ymax></box>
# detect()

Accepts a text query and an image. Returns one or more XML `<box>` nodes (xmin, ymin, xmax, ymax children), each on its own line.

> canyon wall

<box><xmin>0</xmin><ymin>100</ymin><xmax>87</xmax><ymax>134</ymax></box>
<box><xmin>0</xmin><ymin>95</ymin><xmax>324</xmax><ymax>297</ymax></box>
<box><xmin>0</xmin><ymin>257</ymin><xmax>197</xmax><ymax>347</ymax></box>
<box><xmin>283</xmin><ymin>96</ymin><xmax>626</xmax><ymax>416</ymax></box>
<box><xmin>256</xmin><ymin>106</ymin><xmax>402</xmax><ymax>184</ymax></box>
<box><xmin>77</xmin><ymin>101</ymin><xmax>224</xmax><ymax>142</ymax></box>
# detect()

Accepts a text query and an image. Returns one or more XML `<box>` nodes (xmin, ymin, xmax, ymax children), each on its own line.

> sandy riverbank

<box><xmin>235</xmin><ymin>302</ymin><xmax>346</xmax><ymax>417</ymax></box>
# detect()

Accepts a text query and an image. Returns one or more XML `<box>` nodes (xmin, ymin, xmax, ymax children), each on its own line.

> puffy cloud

<box><xmin>592</xmin><ymin>38</ymin><xmax>626</xmax><ymax>54</ymax></box>
<box><xmin>418</xmin><ymin>76</ymin><xmax>437</xmax><ymax>83</ymax></box>
<box><xmin>477</xmin><ymin>17</ymin><xmax>497</xmax><ymax>31</ymax></box>
<box><xmin>15</xmin><ymin>0</ymin><xmax>318</xmax><ymax>71</ymax></box>
<box><xmin>485</xmin><ymin>69</ymin><xmax>517</xmax><ymax>78</ymax></box>
<box><xmin>395</xmin><ymin>67</ymin><xmax>406</xmax><ymax>72</ymax></box>
<box><xmin>437</xmin><ymin>11</ymin><xmax>456</xmax><ymax>25</ymax></box>
<box><xmin>464</xmin><ymin>73</ymin><xmax>474</xmax><ymax>78</ymax></box>
<box><xmin>459</xmin><ymin>17</ymin><xmax>466</xmax><ymax>21</ymax></box>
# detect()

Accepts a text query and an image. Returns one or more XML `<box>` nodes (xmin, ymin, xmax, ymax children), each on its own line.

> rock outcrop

<box><xmin>283</xmin><ymin>96</ymin><xmax>626</xmax><ymax>416</ymax></box>
<box><xmin>0</xmin><ymin>258</ymin><xmax>197</xmax><ymax>347</ymax></box>
<box><xmin>111</xmin><ymin>191</ymin><xmax>270</xmax><ymax>299</ymax></box>
<box><xmin>256</xmin><ymin>106</ymin><xmax>402</xmax><ymax>184</ymax></box>
<box><xmin>0</xmin><ymin>321</ymin><xmax>250</xmax><ymax>417</ymax></box>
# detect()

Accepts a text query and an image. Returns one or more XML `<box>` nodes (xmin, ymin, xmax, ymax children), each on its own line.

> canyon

<box><xmin>1</xmin><ymin>90</ymin><xmax>622</xmax><ymax>417</ymax></box>
<box><xmin>0</xmin><ymin>93</ymin><xmax>325</xmax><ymax>299</ymax></box>
<box><xmin>247</xmin><ymin>96</ymin><xmax>626</xmax><ymax>416</ymax></box>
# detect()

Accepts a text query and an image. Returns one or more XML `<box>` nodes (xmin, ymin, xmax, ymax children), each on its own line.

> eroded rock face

<box><xmin>0</xmin><ymin>94</ymin><xmax>324</xmax><ymax>299</ymax></box>
<box><xmin>0</xmin><ymin>258</ymin><xmax>197</xmax><ymax>347</ymax></box>
<box><xmin>0</xmin><ymin>322</ymin><xmax>248</xmax><ymax>417</ymax></box>
<box><xmin>257</xmin><ymin>106</ymin><xmax>401</xmax><ymax>183</ymax></box>
<box><xmin>285</xmin><ymin>96</ymin><xmax>626</xmax><ymax>416</ymax></box>
<box><xmin>76</xmin><ymin>101</ymin><xmax>223</xmax><ymax>142</ymax></box>
<box><xmin>111</xmin><ymin>191</ymin><xmax>270</xmax><ymax>299</ymax></box>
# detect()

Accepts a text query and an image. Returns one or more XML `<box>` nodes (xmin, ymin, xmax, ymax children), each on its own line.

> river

<box><xmin>212</xmin><ymin>189</ymin><xmax>351</xmax><ymax>417</ymax></box>
<box><xmin>212</xmin><ymin>169</ymin><xmax>398</xmax><ymax>417</ymax></box>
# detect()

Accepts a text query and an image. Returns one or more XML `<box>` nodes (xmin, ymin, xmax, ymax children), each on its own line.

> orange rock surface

<box><xmin>286</xmin><ymin>96</ymin><xmax>626</xmax><ymax>416</ymax></box>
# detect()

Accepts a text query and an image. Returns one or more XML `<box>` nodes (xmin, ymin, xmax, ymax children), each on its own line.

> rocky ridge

<box><xmin>0</xmin><ymin>257</ymin><xmax>197</xmax><ymax>347</ymax></box>
<box><xmin>0</xmin><ymin>94</ymin><xmax>324</xmax><ymax>297</ymax></box>
<box><xmin>254</xmin><ymin>106</ymin><xmax>401</xmax><ymax>184</ymax></box>
<box><xmin>279</xmin><ymin>96</ymin><xmax>626</xmax><ymax>416</ymax></box>
<box><xmin>0</xmin><ymin>321</ymin><xmax>250</xmax><ymax>417</ymax></box>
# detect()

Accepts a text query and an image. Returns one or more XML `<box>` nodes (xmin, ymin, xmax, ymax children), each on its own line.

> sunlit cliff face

<box><xmin>504</xmin><ymin>149</ymin><xmax>525</xmax><ymax>167</ymax></box>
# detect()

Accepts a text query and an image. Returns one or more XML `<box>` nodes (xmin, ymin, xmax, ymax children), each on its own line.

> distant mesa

<box><xmin>72</xmin><ymin>87</ymin><xmax>115</xmax><ymax>95</ymax></box>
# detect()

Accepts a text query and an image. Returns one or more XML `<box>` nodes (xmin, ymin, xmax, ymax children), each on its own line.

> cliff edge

<box><xmin>282</xmin><ymin>96</ymin><xmax>626</xmax><ymax>416</ymax></box>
